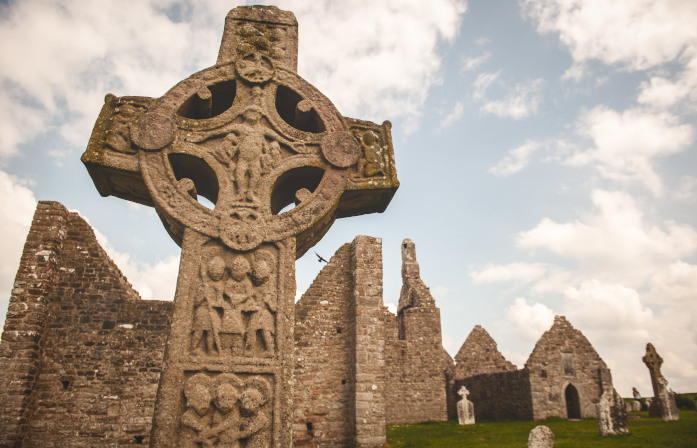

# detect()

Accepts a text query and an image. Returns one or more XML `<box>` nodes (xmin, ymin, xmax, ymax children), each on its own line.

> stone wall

<box><xmin>293</xmin><ymin>236</ymin><xmax>386</xmax><ymax>448</ymax></box>
<box><xmin>526</xmin><ymin>316</ymin><xmax>608</xmax><ymax>420</ymax></box>
<box><xmin>0</xmin><ymin>201</ymin><xmax>172</xmax><ymax>447</ymax></box>
<box><xmin>447</xmin><ymin>325</ymin><xmax>516</xmax><ymax>419</ymax></box>
<box><xmin>383</xmin><ymin>239</ymin><xmax>452</xmax><ymax>425</ymax></box>
<box><xmin>0</xmin><ymin>203</ymin><xmax>453</xmax><ymax>446</ymax></box>
<box><xmin>457</xmin><ymin>369</ymin><xmax>534</xmax><ymax>421</ymax></box>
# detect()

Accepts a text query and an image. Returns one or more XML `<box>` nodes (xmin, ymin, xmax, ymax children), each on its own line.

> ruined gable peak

<box><xmin>451</xmin><ymin>325</ymin><xmax>516</xmax><ymax>378</ymax></box>
<box><xmin>401</xmin><ymin>238</ymin><xmax>419</xmax><ymax>279</ymax></box>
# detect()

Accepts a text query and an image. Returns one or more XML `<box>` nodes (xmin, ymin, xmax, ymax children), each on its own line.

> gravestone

<box><xmin>631</xmin><ymin>401</ymin><xmax>641</xmax><ymax>412</ymax></box>
<box><xmin>596</xmin><ymin>368</ymin><xmax>628</xmax><ymax>436</ymax></box>
<box><xmin>642</xmin><ymin>343</ymin><xmax>680</xmax><ymax>422</ymax></box>
<box><xmin>457</xmin><ymin>386</ymin><xmax>475</xmax><ymax>425</ymax></box>
<box><xmin>81</xmin><ymin>6</ymin><xmax>399</xmax><ymax>447</ymax></box>
<box><xmin>528</xmin><ymin>425</ymin><xmax>554</xmax><ymax>448</ymax></box>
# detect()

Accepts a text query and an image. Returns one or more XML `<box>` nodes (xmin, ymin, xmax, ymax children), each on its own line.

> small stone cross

<box><xmin>81</xmin><ymin>6</ymin><xmax>398</xmax><ymax>448</ymax></box>
<box><xmin>642</xmin><ymin>343</ymin><xmax>665</xmax><ymax>397</ymax></box>
<box><xmin>458</xmin><ymin>386</ymin><xmax>470</xmax><ymax>400</ymax></box>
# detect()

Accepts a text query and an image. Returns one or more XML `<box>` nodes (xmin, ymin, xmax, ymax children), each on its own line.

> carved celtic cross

<box><xmin>642</xmin><ymin>343</ymin><xmax>666</xmax><ymax>397</ymax></box>
<box><xmin>81</xmin><ymin>6</ymin><xmax>398</xmax><ymax>447</ymax></box>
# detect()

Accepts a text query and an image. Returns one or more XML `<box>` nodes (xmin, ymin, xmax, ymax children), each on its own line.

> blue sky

<box><xmin>1</xmin><ymin>0</ymin><xmax>696</xmax><ymax>397</ymax></box>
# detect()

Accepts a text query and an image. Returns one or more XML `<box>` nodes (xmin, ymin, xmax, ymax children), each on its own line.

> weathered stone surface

<box><xmin>0</xmin><ymin>202</ymin><xmax>171</xmax><ymax>447</ymax></box>
<box><xmin>526</xmin><ymin>316</ymin><xmax>609</xmax><ymax>420</ymax></box>
<box><xmin>293</xmin><ymin>237</ymin><xmax>452</xmax><ymax>446</ymax></box>
<box><xmin>457</xmin><ymin>369</ymin><xmax>534</xmax><ymax>420</ymax></box>
<box><xmin>293</xmin><ymin>236</ymin><xmax>386</xmax><ymax>448</ymax></box>
<box><xmin>78</xmin><ymin>5</ymin><xmax>399</xmax><ymax>448</ymax></box>
<box><xmin>596</xmin><ymin>368</ymin><xmax>628</xmax><ymax>436</ymax></box>
<box><xmin>446</xmin><ymin>325</ymin><xmax>516</xmax><ymax>418</ymax></box>
<box><xmin>631</xmin><ymin>401</ymin><xmax>641</xmax><ymax>412</ymax></box>
<box><xmin>384</xmin><ymin>240</ymin><xmax>452</xmax><ymax>426</ymax></box>
<box><xmin>643</xmin><ymin>343</ymin><xmax>680</xmax><ymax>422</ymax></box>
<box><xmin>457</xmin><ymin>386</ymin><xmax>475</xmax><ymax>425</ymax></box>
<box><xmin>528</xmin><ymin>425</ymin><xmax>554</xmax><ymax>448</ymax></box>
<box><xmin>454</xmin><ymin>316</ymin><xmax>615</xmax><ymax>422</ymax></box>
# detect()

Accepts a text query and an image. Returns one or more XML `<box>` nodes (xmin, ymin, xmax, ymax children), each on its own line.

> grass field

<box><xmin>386</xmin><ymin>410</ymin><xmax>697</xmax><ymax>447</ymax></box>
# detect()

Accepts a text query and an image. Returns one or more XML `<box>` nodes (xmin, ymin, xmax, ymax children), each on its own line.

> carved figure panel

<box><xmin>180</xmin><ymin>372</ymin><xmax>273</xmax><ymax>448</ymax></box>
<box><xmin>192</xmin><ymin>241</ymin><xmax>278</xmax><ymax>358</ymax></box>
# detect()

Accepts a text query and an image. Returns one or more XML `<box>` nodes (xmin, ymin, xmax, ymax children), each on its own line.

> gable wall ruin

<box><xmin>3</xmin><ymin>208</ymin><xmax>433</xmax><ymax>448</ymax></box>
<box><xmin>526</xmin><ymin>315</ymin><xmax>608</xmax><ymax>420</ymax></box>
<box><xmin>0</xmin><ymin>201</ymin><xmax>171</xmax><ymax>447</ymax></box>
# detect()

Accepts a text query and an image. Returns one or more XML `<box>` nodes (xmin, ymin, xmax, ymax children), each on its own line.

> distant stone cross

<box><xmin>458</xmin><ymin>386</ymin><xmax>469</xmax><ymax>400</ymax></box>
<box><xmin>81</xmin><ymin>6</ymin><xmax>398</xmax><ymax>448</ymax></box>
<box><xmin>642</xmin><ymin>342</ymin><xmax>664</xmax><ymax>397</ymax></box>
<box><xmin>457</xmin><ymin>386</ymin><xmax>475</xmax><ymax>425</ymax></box>
<box><xmin>642</xmin><ymin>342</ymin><xmax>680</xmax><ymax>421</ymax></box>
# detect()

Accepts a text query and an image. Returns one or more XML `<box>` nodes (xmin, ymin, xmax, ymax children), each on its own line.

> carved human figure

<box><xmin>191</xmin><ymin>99</ymin><xmax>297</xmax><ymax>203</ymax></box>
<box><xmin>222</xmin><ymin>256</ymin><xmax>252</xmax><ymax>354</ymax></box>
<box><xmin>239</xmin><ymin>377</ymin><xmax>272</xmax><ymax>448</ymax></box>
<box><xmin>244</xmin><ymin>257</ymin><xmax>276</xmax><ymax>356</ymax></box>
<box><xmin>180</xmin><ymin>374</ymin><xmax>215</xmax><ymax>448</ymax></box>
<box><xmin>105</xmin><ymin>102</ymin><xmax>139</xmax><ymax>154</ymax></box>
<box><xmin>192</xmin><ymin>257</ymin><xmax>226</xmax><ymax>355</ymax></box>
<box><xmin>207</xmin><ymin>382</ymin><xmax>241</xmax><ymax>448</ymax></box>
<box><xmin>260</xmin><ymin>140</ymin><xmax>282</xmax><ymax>175</ymax></box>
<box><xmin>356</xmin><ymin>131</ymin><xmax>384</xmax><ymax>178</ymax></box>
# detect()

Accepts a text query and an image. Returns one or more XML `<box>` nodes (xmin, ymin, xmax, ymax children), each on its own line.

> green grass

<box><xmin>386</xmin><ymin>410</ymin><xmax>697</xmax><ymax>447</ymax></box>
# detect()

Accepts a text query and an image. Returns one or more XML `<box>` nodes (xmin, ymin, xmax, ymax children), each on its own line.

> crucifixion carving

<box><xmin>81</xmin><ymin>6</ymin><xmax>399</xmax><ymax>447</ymax></box>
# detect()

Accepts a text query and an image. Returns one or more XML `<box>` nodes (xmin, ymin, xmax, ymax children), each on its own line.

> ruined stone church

<box><xmin>0</xmin><ymin>202</ymin><xmax>453</xmax><ymax>447</ymax></box>
<box><xmin>448</xmin><ymin>316</ymin><xmax>616</xmax><ymax>421</ymax></box>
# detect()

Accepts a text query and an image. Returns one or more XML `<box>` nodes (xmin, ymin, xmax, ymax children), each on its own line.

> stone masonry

<box><xmin>293</xmin><ymin>236</ymin><xmax>386</xmax><ymax>448</ymax></box>
<box><xmin>0</xmin><ymin>202</ymin><xmax>172</xmax><ymax>447</ymax></box>
<box><xmin>526</xmin><ymin>316</ymin><xmax>609</xmax><ymax>420</ymax></box>
<box><xmin>447</xmin><ymin>325</ymin><xmax>516</xmax><ymax>418</ymax></box>
<box><xmin>293</xmin><ymin>237</ymin><xmax>453</xmax><ymax>446</ymax></box>
<box><xmin>1</xmin><ymin>206</ymin><xmax>454</xmax><ymax>446</ymax></box>
<box><xmin>383</xmin><ymin>240</ymin><xmax>453</xmax><ymax>426</ymax></box>
<box><xmin>453</xmin><ymin>316</ymin><xmax>615</xmax><ymax>421</ymax></box>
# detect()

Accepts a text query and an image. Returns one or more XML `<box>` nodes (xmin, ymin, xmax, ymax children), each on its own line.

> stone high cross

<box><xmin>642</xmin><ymin>342</ymin><xmax>680</xmax><ymax>421</ymax></box>
<box><xmin>81</xmin><ymin>6</ymin><xmax>398</xmax><ymax>447</ymax></box>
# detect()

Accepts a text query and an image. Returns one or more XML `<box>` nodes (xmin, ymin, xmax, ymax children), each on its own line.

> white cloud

<box><xmin>0</xmin><ymin>0</ymin><xmax>467</xmax><ymax>156</ymax></box>
<box><xmin>295</xmin><ymin>289</ymin><xmax>305</xmax><ymax>303</ymax></box>
<box><xmin>647</xmin><ymin>261</ymin><xmax>697</xmax><ymax>303</ymax></box>
<box><xmin>290</xmin><ymin>0</ymin><xmax>467</xmax><ymax>133</ymax></box>
<box><xmin>673</xmin><ymin>176</ymin><xmax>697</xmax><ymax>201</ymax></box>
<box><xmin>462</xmin><ymin>52</ymin><xmax>490</xmax><ymax>72</ymax></box>
<box><xmin>500</xmin><ymin>349</ymin><xmax>526</xmax><ymax>367</ymax></box>
<box><xmin>520</xmin><ymin>0</ymin><xmax>697</xmax><ymax>71</ymax></box>
<box><xmin>442</xmin><ymin>333</ymin><xmax>456</xmax><ymax>354</ymax></box>
<box><xmin>437</xmin><ymin>102</ymin><xmax>463</xmax><ymax>131</ymax></box>
<box><xmin>489</xmin><ymin>140</ymin><xmax>541</xmax><ymax>176</ymax></box>
<box><xmin>386</xmin><ymin>302</ymin><xmax>397</xmax><ymax>314</ymax></box>
<box><xmin>565</xmin><ymin>106</ymin><xmax>694</xmax><ymax>195</ymax></box>
<box><xmin>0</xmin><ymin>170</ymin><xmax>38</xmax><ymax>309</ymax></box>
<box><xmin>74</xmin><ymin>211</ymin><xmax>180</xmax><ymax>302</ymax></box>
<box><xmin>563</xmin><ymin>280</ymin><xmax>653</xmax><ymax>346</ymax></box>
<box><xmin>473</xmin><ymin>71</ymin><xmax>500</xmax><ymax>99</ymax></box>
<box><xmin>0</xmin><ymin>0</ymin><xmax>224</xmax><ymax>157</ymax></box>
<box><xmin>432</xmin><ymin>285</ymin><xmax>448</xmax><ymax>298</ymax></box>
<box><xmin>470</xmin><ymin>262</ymin><xmax>547</xmax><ymax>284</ymax></box>
<box><xmin>505</xmin><ymin>297</ymin><xmax>555</xmax><ymax>341</ymax></box>
<box><xmin>480</xmin><ymin>78</ymin><xmax>544</xmax><ymax>119</ymax></box>
<box><xmin>517</xmin><ymin>190</ymin><xmax>697</xmax><ymax>282</ymax></box>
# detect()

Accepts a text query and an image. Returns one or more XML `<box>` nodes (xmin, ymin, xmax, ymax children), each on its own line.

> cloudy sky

<box><xmin>1</xmin><ymin>0</ymin><xmax>696</xmax><ymax>397</ymax></box>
